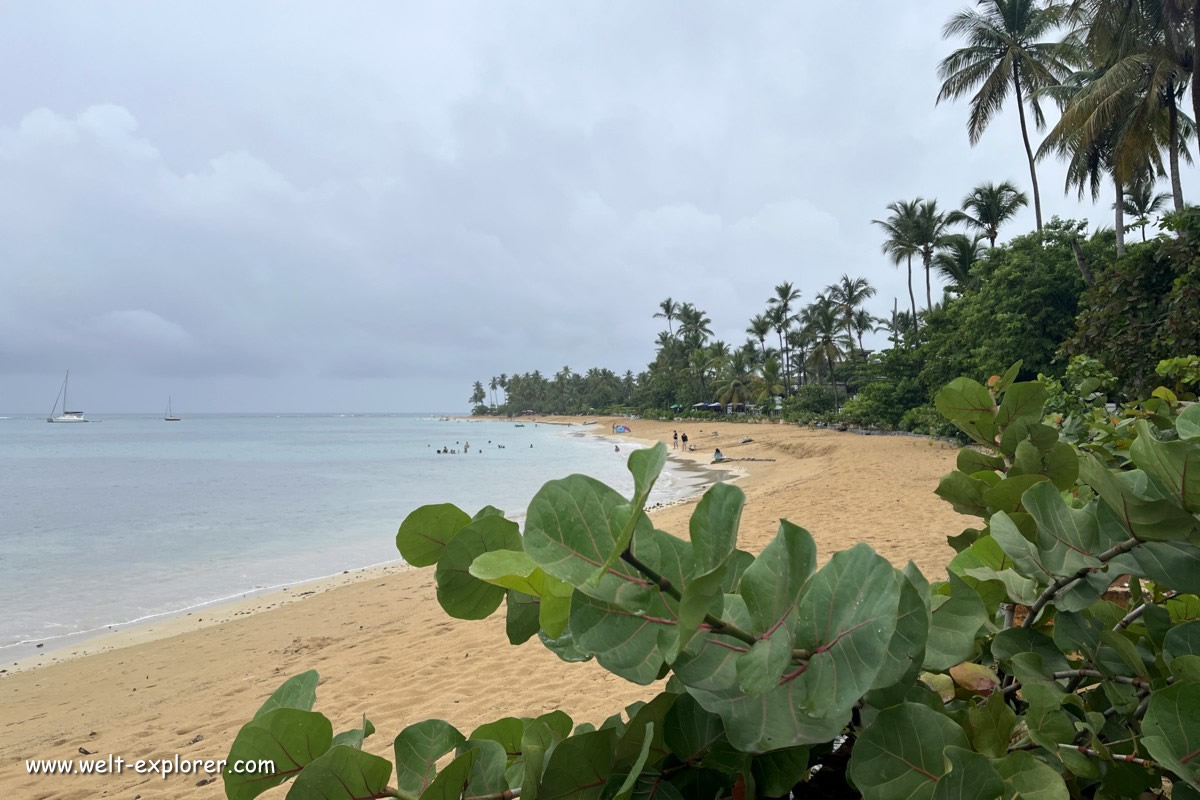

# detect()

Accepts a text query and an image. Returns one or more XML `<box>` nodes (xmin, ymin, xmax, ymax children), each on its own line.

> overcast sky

<box><xmin>0</xmin><ymin>2</ymin><xmax>1192</xmax><ymax>413</ymax></box>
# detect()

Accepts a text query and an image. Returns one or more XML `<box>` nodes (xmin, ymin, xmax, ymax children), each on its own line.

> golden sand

<box><xmin>0</xmin><ymin>417</ymin><xmax>963</xmax><ymax>799</ymax></box>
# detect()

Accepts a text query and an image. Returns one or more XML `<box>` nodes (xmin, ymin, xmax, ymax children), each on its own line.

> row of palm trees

<box><xmin>936</xmin><ymin>0</ymin><xmax>1196</xmax><ymax>258</ymax></box>
<box><xmin>873</xmin><ymin>180</ymin><xmax>1029</xmax><ymax>324</ymax></box>
<box><xmin>650</xmin><ymin>275</ymin><xmax>880</xmax><ymax>412</ymax></box>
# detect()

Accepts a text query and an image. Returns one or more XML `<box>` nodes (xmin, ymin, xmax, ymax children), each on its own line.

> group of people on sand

<box><xmin>672</xmin><ymin>430</ymin><xmax>692</xmax><ymax>451</ymax></box>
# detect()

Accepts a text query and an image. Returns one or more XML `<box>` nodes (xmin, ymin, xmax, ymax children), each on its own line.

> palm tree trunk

<box><xmin>1012</xmin><ymin>70</ymin><xmax>1044</xmax><ymax>233</ymax></box>
<box><xmin>923</xmin><ymin>252</ymin><xmax>932</xmax><ymax>311</ymax></box>
<box><xmin>1168</xmin><ymin>85</ymin><xmax>1185</xmax><ymax>212</ymax></box>
<box><xmin>1194</xmin><ymin>1</ymin><xmax>1200</xmax><ymax>130</ymax></box>
<box><xmin>776</xmin><ymin>330</ymin><xmax>788</xmax><ymax>396</ymax></box>
<box><xmin>826</xmin><ymin>353</ymin><xmax>839</xmax><ymax>413</ymax></box>
<box><xmin>1114</xmin><ymin>174</ymin><xmax>1126</xmax><ymax>258</ymax></box>
<box><xmin>906</xmin><ymin>254</ymin><xmax>918</xmax><ymax>333</ymax></box>
<box><xmin>857</xmin><ymin>332</ymin><xmax>865</xmax><ymax>356</ymax></box>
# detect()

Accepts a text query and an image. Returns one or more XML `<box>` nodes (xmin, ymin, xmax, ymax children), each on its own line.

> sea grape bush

<box><xmin>225</xmin><ymin>365</ymin><xmax>1200</xmax><ymax>799</ymax></box>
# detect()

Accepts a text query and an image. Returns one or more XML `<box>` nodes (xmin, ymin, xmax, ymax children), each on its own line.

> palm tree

<box><xmin>745</xmin><ymin>313</ymin><xmax>772</xmax><ymax>360</ymax></box>
<box><xmin>677</xmin><ymin>303</ymin><xmax>713</xmax><ymax>347</ymax></box>
<box><xmin>767</xmin><ymin>283</ymin><xmax>801</xmax><ymax>393</ymax></box>
<box><xmin>936</xmin><ymin>0</ymin><xmax>1076</xmax><ymax>232</ymax></box>
<box><xmin>1119</xmin><ymin>177</ymin><xmax>1172</xmax><ymax>241</ymax></box>
<box><xmin>873</xmin><ymin>199</ymin><xmax>922</xmax><ymax>329</ymax></box>
<box><xmin>653</xmin><ymin>298</ymin><xmax>680</xmax><ymax>335</ymax></box>
<box><xmin>850</xmin><ymin>308</ymin><xmax>880</xmax><ymax>357</ymax></box>
<box><xmin>827</xmin><ymin>275</ymin><xmax>876</xmax><ymax>358</ymax></box>
<box><xmin>1065</xmin><ymin>0</ymin><xmax>1192</xmax><ymax>212</ymax></box>
<box><xmin>934</xmin><ymin>233</ymin><xmax>987</xmax><ymax>293</ymax></box>
<box><xmin>752</xmin><ymin>356</ymin><xmax>786</xmax><ymax>411</ymax></box>
<box><xmin>912</xmin><ymin>200</ymin><xmax>954</xmax><ymax>311</ymax></box>
<box><xmin>947</xmin><ymin>181</ymin><xmax>1030</xmax><ymax>246</ymax></box>
<box><xmin>489</xmin><ymin>376</ymin><xmax>499</xmax><ymax>409</ymax></box>
<box><xmin>715</xmin><ymin>351</ymin><xmax>754</xmax><ymax>411</ymax></box>
<box><xmin>801</xmin><ymin>298</ymin><xmax>853</xmax><ymax>412</ymax></box>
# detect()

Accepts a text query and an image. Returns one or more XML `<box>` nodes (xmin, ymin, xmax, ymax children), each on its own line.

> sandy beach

<box><xmin>0</xmin><ymin>418</ymin><xmax>962</xmax><ymax>799</ymax></box>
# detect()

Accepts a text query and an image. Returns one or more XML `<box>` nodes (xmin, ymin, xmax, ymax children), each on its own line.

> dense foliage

<box><xmin>227</xmin><ymin>367</ymin><xmax>1200</xmax><ymax>799</ymax></box>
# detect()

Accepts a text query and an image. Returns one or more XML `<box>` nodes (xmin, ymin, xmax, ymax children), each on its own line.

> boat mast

<box><xmin>64</xmin><ymin>371</ymin><xmax>69</xmax><ymax>414</ymax></box>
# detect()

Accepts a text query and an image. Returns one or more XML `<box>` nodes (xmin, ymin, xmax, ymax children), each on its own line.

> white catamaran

<box><xmin>165</xmin><ymin>397</ymin><xmax>181</xmax><ymax>422</ymax></box>
<box><xmin>47</xmin><ymin>371</ymin><xmax>88</xmax><ymax>423</ymax></box>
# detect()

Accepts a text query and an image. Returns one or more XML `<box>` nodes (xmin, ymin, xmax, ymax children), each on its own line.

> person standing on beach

<box><xmin>681</xmin><ymin>432</ymin><xmax>688</xmax><ymax>450</ymax></box>
<box><xmin>673</xmin><ymin>430</ymin><xmax>678</xmax><ymax>450</ymax></box>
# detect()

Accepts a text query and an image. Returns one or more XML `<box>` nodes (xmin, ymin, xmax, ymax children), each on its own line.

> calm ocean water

<box><xmin>0</xmin><ymin>414</ymin><xmax>704</xmax><ymax>655</ymax></box>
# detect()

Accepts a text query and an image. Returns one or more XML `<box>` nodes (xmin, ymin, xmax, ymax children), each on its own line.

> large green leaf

<box><xmin>590</xmin><ymin>444</ymin><xmax>669</xmax><ymax>585</ymax></box>
<box><xmin>1165</xmin><ymin>620</ymin><xmax>1200</xmax><ymax>666</ymax></box>
<box><xmin>675</xmin><ymin>485</ymin><xmax>745</xmax><ymax>656</ymax></box>
<box><xmin>989</xmin><ymin>512</ymin><xmax>1055</xmax><ymax>583</ymax></box>
<box><xmin>419</xmin><ymin>749</ymin><xmax>477</xmax><ymax>800</ymax></box>
<box><xmin>284</xmin><ymin>745</ymin><xmax>391</xmax><ymax>800</ymax></box>
<box><xmin>1179</xmin><ymin>404</ymin><xmax>1200</xmax><ymax>440</ymax></box>
<box><xmin>873</xmin><ymin>565</ymin><xmax>930</xmax><ymax>690</ymax></box>
<box><xmin>982</xmin><ymin>474</ymin><xmax>1048</xmax><ymax>515</ymax></box>
<box><xmin>539</xmin><ymin>728</ymin><xmax>616</xmax><ymax>800</ymax></box>
<box><xmin>469</xmin><ymin>549</ymin><xmax>543</xmax><ymax>596</ymax></box>
<box><xmin>992</xmin><ymin>629</ymin><xmax>1070</xmax><ymax>674</ymax></box>
<box><xmin>935</xmin><ymin>378</ymin><xmax>997</xmax><ymax>446</ymax></box>
<box><xmin>735</xmin><ymin>521</ymin><xmax>814</xmax><ymax>694</ymax></box>
<box><xmin>936</xmin><ymin>471</ymin><xmax>991</xmax><ymax>517</ymax></box>
<box><xmin>1127</xmin><ymin>541</ymin><xmax>1200</xmax><ymax>595</ymax></box>
<box><xmin>568</xmin><ymin>591</ymin><xmax>675</xmax><ymax>685</ymax></box>
<box><xmin>958</xmin><ymin>448</ymin><xmax>1005</xmax><ymax>475</ymax></box>
<box><xmin>995</xmin><ymin>382</ymin><xmax>1048</xmax><ymax>431</ymax></box>
<box><xmin>1131</xmin><ymin>419</ymin><xmax>1200</xmax><ymax>513</ymax></box>
<box><xmin>1022</xmin><ymin>481</ymin><xmax>1103</xmax><ymax>575</ymax></box>
<box><xmin>672</xmin><ymin>596</ymin><xmax>848</xmax><ymax>752</ymax></box>
<box><xmin>331</xmin><ymin>715</ymin><xmax>375</xmax><ymax>749</ymax></box>
<box><xmin>967</xmin><ymin>692</ymin><xmax>1017</xmax><ymax>758</ymax></box>
<box><xmin>1143</xmin><ymin>682</ymin><xmax>1200</xmax><ymax>789</ymax></box>
<box><xmin>524</xmin><ymin>474</ymin><xmax>659</xmax><ymax>611</ymax></box>
<box><xmin>1008</xmin><ymin>653</ymin><xmax>1075</xmax><ymax>752</ymax></box>
<box><xmin>792</xmin><ymin>544</ymin><xmax>901</xmax><ymax>718</ymax></box>
<box><xmin>662</xmin><ymin>693</ymin><xmax>738</xmax><ymax>769</ymax></box>
<box><xmin>751</xmin><ymin>747</ymin><xmax>810</xmax><ymax>797</ymax></box>
<box><xmin>224</xmin><ymin>709</ymin><xmax>333</xmax><ymax>800</ymax></box>
<box><xmin>434</xmin><ymin>515</ymin><xmax>523</xmax><ymax>619</ymax></box>
<box><xmin>924</xmin><ymin>572</ymin><xmax>986</xmax><ymax>671</ymax></box>
<box><xmin>1079</xmin><ymin>455</ymin><xmax>1197</xmax><ymax>541</ymax></box>
<box><xmin>992</xmin><ymin>751</ymin><xmax>1070</xmax><ymax>800</ymax></box>
<box><xmin>931</xmin><ymin>746</ymin><xmax>1003</xmax><ymax>800</ymax></box>
<box><xmin>848</xmin><ymin>702</ymin><xmax>970</xmax><ymax>800</ymax></box>
<box><xmin>540</xmin><ymin>575</ymin><xmax>574</xmax><ymax>638</ymax></box>
<box><xmin>396</xmin><ymin>503</ymin><xmax>471</xmax><ymax>567</ymax></box>
<box><xmin>505</xmin><ymin>589</ymin><xmax>540</xmax><ymax>645</ymax></box>
<box><xmin>459</xmin><ymin>739</ymin><xmax>508</xmax><ymax>795</ymax></box>
<box><xmin>393</xmin><ymin>719</ymin><xmax>466</xmax><ymax>796</ymax></box>
<box><xmin>254</xmin><ymin>670</ymin><xmax>320</xmax><ymax>719</ymax></box>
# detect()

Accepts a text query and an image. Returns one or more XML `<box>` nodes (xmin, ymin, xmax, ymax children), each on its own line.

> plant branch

<box><xmin>619</xmin><ymin>547</ymin><xmax>810</xmax><ymax>661</ymax></box>
<box><xmin>1002</xmin><ymin>670</ymin><xmax>1147</xmax><ymax>695</ymax></box>
<box><xmin>1022</xmin><ymin>537</ymin><xmax>1141</xmax><ymax>628</ymax></box>
<box><xmin>1071</xmin><ymin>747</ymin><xmax>1157</xmax><ymax>768</ymax></box>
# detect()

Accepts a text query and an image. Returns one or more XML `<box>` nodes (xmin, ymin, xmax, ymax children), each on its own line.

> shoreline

<box><xmin>0</xmin><ymin>417</ymin><xmax>963</xmax><ymax>800</ymax></box>
<box><xmin>2</xmin><ymin>422</ymin><xmax>725</xmax><ymax>673</ymax></box>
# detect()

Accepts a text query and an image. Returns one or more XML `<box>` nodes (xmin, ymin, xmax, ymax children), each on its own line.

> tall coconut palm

<box><xmin>827</xmin><ymin>275</ymin><xmax>876</xmax><ymax>357</ymax></box>
<box><xmin>801</xmin><ymin>299</ymin><xmax>853</xmax><ymax>413</ymax></box>
<box><xmin>1066</xmin><ymin>0</ymin><xmax>1192</xmax><ymax>212</ymax></box>
<box><xmin>913</xmin><ymin>200</ymin><xmax>955</xmax><ymax>311</ymax></box>
<box><xmin>850</xmin><ymin>308</ymin><xmax>880</xmax><ymax>357</ymax></box>
<box><xmin>947</xmin><ymin>181</ymin><xmax>1030</xmax><ymax>246</ymax></box>
<box><xmin>489</xmin><ymin>376</ymin><xmax>499</xmax><ymax>408</ymax></box>
<box><xmin>937</xmin><ymin>0</ymin><xmax>1077</xmax><ymax>232</ymax></box>
<box><xmin>1119</xmin><ymin>177</ymin><xmax>1172</xmax><ymax>240</ymax></box>
<box><xmin>767</xmin><ymin>282</ymin><xmax>801</xmax><ymax>394</ymax></box>
<box><xmin>745</xmin><ymin>313</ymin><xmax>772</xmax><ymax>360</ymax></box>
<box><xmin>753</xmin><ymin>357</ymin><xmax>785</xmax><ymax>409</ymax></box>
<box><xmin>653</xmin><ymin>298</ymin><xmax>680</xmax><ymax>335</ymax></box>
<box><xmin>677</xmin><ymin>303</ymin><xmax>713</xmax><ymax>347</ymax></box>
<box><xmin>935</xmin><ymin>233</ymin><xmax>987</xmax><ymax>293</ymax></box>
<box><xmin>872</xmin><ymin>199</ymin><xmax>922</xmax><ymax>330</ymax></box>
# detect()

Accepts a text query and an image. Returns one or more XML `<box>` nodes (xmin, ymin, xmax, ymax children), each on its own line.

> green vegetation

<box><xmin>226</xmin><ymin>367</ymin><xmax>1200</xmax><ymax>798</ymax></box>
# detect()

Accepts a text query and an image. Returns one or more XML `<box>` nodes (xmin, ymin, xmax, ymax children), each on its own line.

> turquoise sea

<box><xmin>0</xmin><ymin>414</ymin><xmax>704</xmax><ymax>658</ymax></box>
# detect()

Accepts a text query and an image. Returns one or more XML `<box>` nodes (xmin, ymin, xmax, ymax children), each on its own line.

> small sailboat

<box><xmin>47</xmin><ymin>371</ymin><xmax>88</xmax><ymax>423</ymax></box>
<box><xmin>164</xmin><ymin>397</ymin><xmax>181</xmax><ymax>422</ymax></box>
